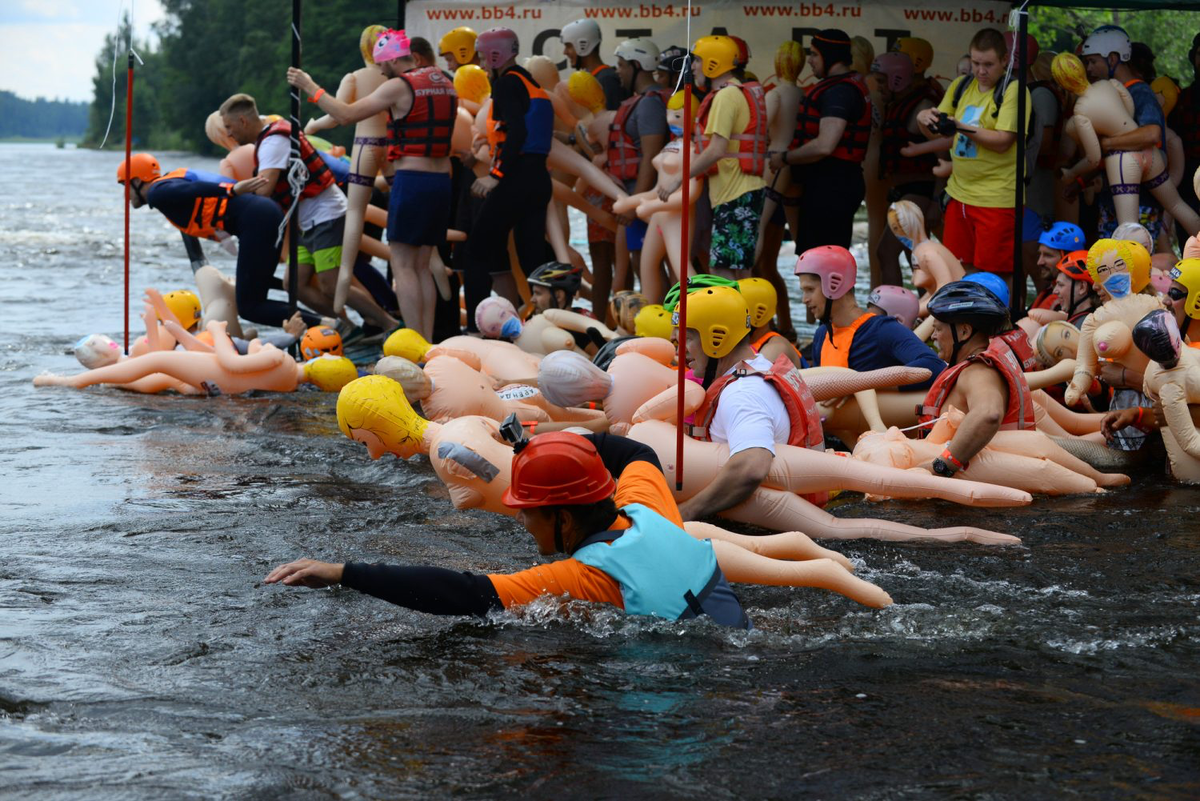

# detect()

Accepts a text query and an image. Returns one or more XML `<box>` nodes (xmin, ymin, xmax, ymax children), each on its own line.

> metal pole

<box><xmin>1012</xmin><ymin>8</ymin><xmax>1028</xmax><ymax>320</ymax></box>
<box><xmin>397</xmin><ymin>0</ymin><xmax>406</xmax><ymax>28</ymax></box>
<box><xmin>675</xmin><ymin>83</ymin><xmax>693</xmax><ymax>492</ymax></box>
<box><xmin>288</xmin><ymin>0</ymin><xmax>301</xmax><ymax>316</ymax></box>
<box><xmin>123</xmin><ymin>50</ymin><xmax>134</xmax><ymax>354</ymax></box>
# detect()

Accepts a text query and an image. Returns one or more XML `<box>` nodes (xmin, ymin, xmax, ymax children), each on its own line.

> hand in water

<box><xmin>264</xmin><ymin>559</ymin><xmax>344</xmax><ymax>588</ymax></box>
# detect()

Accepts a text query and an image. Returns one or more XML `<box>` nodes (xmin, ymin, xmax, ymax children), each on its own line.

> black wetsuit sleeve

<box><xmin>181</xmin><ymin>233</ymin><xmax>208</xmax><ymax>272</ymax></box>
<box><xmin>584</xmin><ymin>432</ymin><xmax>663</xmax><ymax>476</ymax></box>
<box><xmin>341</xmin><ymin>562</ymin><xmax>503</xmax><ymax>617</ymax></box>
<box><xmin>147</xmin><ymin>179</ymin><xmax>232</xmax><ymax>232</ymax></box>
<box><xmin>492</xmin><ymin>69</ymin><xmax>530</xmax><ymax>178</ymax></box>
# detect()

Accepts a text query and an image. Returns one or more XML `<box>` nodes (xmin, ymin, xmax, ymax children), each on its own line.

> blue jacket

<box><xmin>812</xmin><ymin>314</ymin><xmax>946</xmax><ymax>390</ymax></box>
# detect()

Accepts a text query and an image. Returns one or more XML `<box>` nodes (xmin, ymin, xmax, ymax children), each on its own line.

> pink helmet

<box><xmin>867</xmin><ymin>284</ymin><xmax>920</xmax><ymax>329</ymax></box>
<box><xmin>373</xmin><ymin>29</ymin><xmax>411</xmax><ymax>63</ymax></box>
<box><xmin>476</xmin><ymin>27</ymin><xmax>519</xmax><ymax>70</ymax></box>
<box><xmin>870</xmin><ymin>52</ymin><xmax>913</xmax><ymax>93</ymax></box>
<box><xmin>794</xmin><ymin>245</ymin><xmax>856</xmax><ymax>300</ymax></box>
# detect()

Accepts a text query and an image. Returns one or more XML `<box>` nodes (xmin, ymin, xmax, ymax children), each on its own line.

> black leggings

<box><xmin>224</xmin><ymin>195</ymin><xmax>322</xmax><ymax>328</ymax></box>
<box><xmin>463</xmin><ymin>155</ymin><xmax>552</xmax><ymax>332</ymax></box>
<box><xmin>794</xmin><ymin>163</ymin><xmax>865</xmax><ymax>252</ymax></box>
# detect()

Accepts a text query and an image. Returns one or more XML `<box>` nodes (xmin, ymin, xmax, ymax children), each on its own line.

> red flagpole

<box><xmin>675</xmin><ymin>82</ymin><xmax>693</xmax><ymax>491</ymax></box>
<box><xmin>123</xmin><ymin>51</ymin><xmax>134</xmax><ymax>354</ymax></box>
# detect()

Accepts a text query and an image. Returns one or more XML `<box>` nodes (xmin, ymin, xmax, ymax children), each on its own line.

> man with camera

<box><xmin>916</xmin><ymin>28</ymin><xmax>1030</xmax><ymax>284</ymax></box>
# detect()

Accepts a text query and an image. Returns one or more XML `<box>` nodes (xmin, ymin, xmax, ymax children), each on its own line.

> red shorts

<box><xmin>942</xmin><ymin>198</ymin><xmax>1015</xmax><ymax>274</ymax></box>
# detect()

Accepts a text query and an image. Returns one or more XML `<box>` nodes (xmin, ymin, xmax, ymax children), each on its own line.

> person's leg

<box><xmin>464</xmin><ymin>175</ymin><xmax>521</xmax><ymax>330</ymax></box>
<box><xmin>940</xmin><ymin>197</ymin><xmax>976</xmax><ymax>270</ymax></box>
<box><xmin>416</xmin><ymin>244</ymin><xmax>437</xmax><ymax>341</ymax></box>
<box><xmin>226</xmin><ymin>196</ymin><xmax>322</xmax><ymax>328</ymax></box>
<box><xmin>352</xmin><ymin>254</ymin><xmax>398</xmax><ymax>314</ymax></box>
<box><xmin>389</xmin><ymin>241</ymin><xmax>427</xmax><ymax>335</ymax></box>
<box><xmin>710</xmin><ymin>188</ymin><xmax>765</xmax><ymax>279</ymax></box>
<box><xmin>970</xmin><ymin>204</ymin><xmax>1016</xmax><ymax>299</ymax></box>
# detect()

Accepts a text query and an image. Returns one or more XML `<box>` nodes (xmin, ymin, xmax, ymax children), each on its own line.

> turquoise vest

<box><xmin>573</xmin><ymin>504</ymin><xmax>722</xmax><ymax>621</ymax></box>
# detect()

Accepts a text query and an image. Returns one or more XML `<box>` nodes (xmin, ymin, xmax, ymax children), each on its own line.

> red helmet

<box><xmin>1057</xmin><ymin>250</ymin><xmax>1092</xmax><ymax>283</ymax></box>
<box><xmin>502</xmin><ymin>432</ymin><xmax>616</xmax><ymax>508</ymax></box>
<box><xmin>795</xmin><ymin>245</ymin><xmax>856</xmax><ymax>300</ymax></box>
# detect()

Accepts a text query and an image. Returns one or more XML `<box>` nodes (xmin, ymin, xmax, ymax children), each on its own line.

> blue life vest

<box><xmin>316</xmin><ymin>150</ymin><xmax>350</xmax><ymax>186</ymax></box>
<box><xmin>183</xmin><ymin>168</ymin><xmax>231</xmax><ymax>185</ymax></box>
<box><xmin>573</xmin><ymin>504</ymin><xmax>750</xmax><ymax>629</ymax></box>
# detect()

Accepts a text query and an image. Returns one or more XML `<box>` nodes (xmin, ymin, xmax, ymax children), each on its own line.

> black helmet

<box><xmin>528</xmin><ymin>261</ymin><xmax>582</xmax><ymax>299</ymax></box>
<box><xmin>591</xmin><ymin>335</ymin><xmax>639</xmax><ymax>371</ymax></box>
<box><xmin>928</xmin><ymin>280</ymin><xmax>1010</xmax><ymax>363</ymax></box>
<box><xmin>1132</xmin><ymin>309</ymin><xmax>1182</xmax><ymax>367</ymax></box>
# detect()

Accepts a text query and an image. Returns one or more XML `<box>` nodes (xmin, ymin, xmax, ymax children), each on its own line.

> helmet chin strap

<box><xmin>554</xmin><ymin>512</ymin><xmax>566</xmax><ymax>554</ymax></box>
<box><xmin>948</xmin><ymin>322</ymin><xmax>967</xmax><ymax>365</ymax></box>
<box><xmin>702</xmin><ymin>354</ymin><xmax>720</xmax><ymax>389</ymax></box>
<box><xmin>1181</xmin><ymin>315</ymin><xmax>1192</xmax><ymax>340</ymax></box>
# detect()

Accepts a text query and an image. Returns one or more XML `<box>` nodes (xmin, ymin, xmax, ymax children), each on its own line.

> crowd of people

<box><xmin>98</xmin><ymin>21</ymin><xmax>1200</xmax><ymax>628</ymax></box>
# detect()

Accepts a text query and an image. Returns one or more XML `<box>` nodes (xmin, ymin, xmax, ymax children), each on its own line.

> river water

<box><xmin>2</xmin><ymin>143</ymin><xmax>1199</xmax><ymax>798</ymax></box>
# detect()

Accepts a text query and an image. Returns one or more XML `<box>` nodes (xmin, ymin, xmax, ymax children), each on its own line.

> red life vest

<box><xmin>995</xmin><ymin>327</ymin><xmax>1039</xmax><ymax>372</ymax></box>
<box><xmin>916</xmin><ymin>337</ymin><xmax>1036</xmax><ymax>433</ymax></box>
<box><xmin>387</xmin><ymin>67</ymin><xmax>458</xmax><ymax>161</ymax></box>
<box><xmin>790</xmin><ymin>72</ymin><xmax>872</xmax><ymax>163</ymax></box>
<box><xmin>606</xmin><ymin>89</ymin><xmax>670</xmax><ymax>181</ymax></box>
<box><xmin>253</xmin><ymin>120</ymin><xmax>335</xmax><ymax>212</ymax></box>
<box><xmin>693</xmin><ymin>80</ymin><xmax>769</xmax><ymax>176</ymax></box>
<box><xmin>878</xmin><ymin>83</ymin><xmax>940</xmax><ymax>178</ymax></box>
<box><xmin>151</xmin><ymin>168</ymin><xmax>229</xmax><ymax>240</ymax></box>
<box><xmin>691</xmin><ymin>354</ymin><xmax>828</xmax><ymax>506</ymax></box>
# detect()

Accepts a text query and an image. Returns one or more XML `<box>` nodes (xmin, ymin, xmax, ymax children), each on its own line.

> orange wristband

<box><xmin>940</xmin><ymin>448</ymin><xmax>967</xmax><ymax>472</ymax></box>
<box><xmin>309</xmin><ymin>87</ymin><xmax>325</xmax><ymax>103</ymax></box>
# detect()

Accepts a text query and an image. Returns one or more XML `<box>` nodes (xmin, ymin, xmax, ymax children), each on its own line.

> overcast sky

<box><xmin>0</xmin><ymin>0</ymin><xmax>165</xmax><ymax>103</ymax></box>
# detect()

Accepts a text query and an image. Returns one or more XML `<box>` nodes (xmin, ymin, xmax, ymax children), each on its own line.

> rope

<box><xmin>896</xmin><ymin>415</ymin><xmax>946</xmax><ymax>433</ymax></box>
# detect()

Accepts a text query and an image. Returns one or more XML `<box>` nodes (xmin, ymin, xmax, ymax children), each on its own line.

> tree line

<box><xmin>0</xmin><ymin>92</ymin><xmax>89</xmax><ymax>140</ymax></box>
<box><xmin>84</xmin><ymin>1</ymin><xmax>402</xmax><ymax>153</ymax></box>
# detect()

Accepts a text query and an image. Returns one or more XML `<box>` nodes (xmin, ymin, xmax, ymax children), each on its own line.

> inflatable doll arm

<box><xmin>1025</xmin><ymin>359</ymin><xmax>1077</xmax><ymax>390</ymax></box>
<box><xmin>1073</xmin><ymin>113</ymin><xmax>1103</xmax><ymax>170</ymax></box>
<box><xmin>612</xmin><ymin>190</ymin><xmax>657</xmax><ymax>216</ymax></box>
<box><xmin>708</xmin><ymin>541</ymin><xmax>891</xmax><ymax>607</ymax></box>
<box><xmin>683</xmin><ymin>522</ymin><xmax>854</xmax><ymax>569</ymax></box>
<box><xmin>424</xmin><ymin>346</ymin><xmax>483</xmax><ymax>372</ymax></box>
<box><xmin>552</xmin><ymin>179</ymin><xmax>619</xmax><ymax>232</ymax></box>
<box><xmin>800</xmin><ymin>365</ymin><xmax>933</xmax><ymax>401</ymax></box>
<box><xmin>548</xmin><ymin>139</ymin><xmax>628</xmax><ymax>203</ymax></box>
<box><xmin>204</xmin><ymin>321</ymin><xmax>286</xmax><ymax>373</ymax></box>
<box><xmin>1064</xmin><ymin>314</ymin><xmax>1100</xmax><ymax>405</ymax></box>
<box><xmin>1027</xmin><ymin>307</ymin><xmax>1068</xmax><ymax>326</ymax></box>
<box><xmin>1184</xmin><ymin>235</ymin><xmax>1200</xmax><ymax>260</ymax></box>
<box><xmin>542</xmin><ymin>309</ymin><xmax>616</xmax><ymax>342</ymax></box>
<box><xmin>631</xmin><ymin>381</ymin><xmax>706</xmax><ymax>423</ymax></box>
<box><xmin>912</xmin><ymin>314</ymin><xmax>935</xmax><ymax>343</ymax></box>
<box><xmin>1159</xmin><ymin>381</ymin><xmax>1200</xmax><ymax>459</ymax></box>
<box><xmin>1113</xmin><ymin>80</ymin><xmax>1137</xmax><ymax>118</ymax></box>
<box><xmin>899</xmin><ymin>136</ymin><xmax>952</xmax><ymax>157</ymax></box>
<box><xmin>142</xmin><ymin>288</ymin><xmax>180</xmax><ymax>327</ymax></box>
<box><xmin>164</xmin><ymin>317</ymin><xmax>217</xmax><ymax>354</ymax></box>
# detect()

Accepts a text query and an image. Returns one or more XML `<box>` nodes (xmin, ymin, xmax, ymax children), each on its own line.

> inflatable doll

<box><xmin>853</xmin><ymin>407</ymin><xmax>1130</xmax><ymax>495</ymax></box>
<box><xmin>1064</xmin><ymin>239</ymin><xmax>1166</xmax><ymax>406</ymax></box>
<box><xmin>760</xmin><ymin>42</ymin><xmax>805</xmax><ymax>250</ymax></box>
<box><xmin>425</xmin><ymin>336</ymin><xmax>544</xmax><ymax>384</ymax></box>
<box><xmin>474</xmin><ymin>297</ymin><xmax>617</xmax><ymax>356</ymax></box>
<box><xmin>634</xmin><ymin>304</ymin><xmax>674</xmax><ymax>340</ymax></box>
<box><xmin>887</xmin><ymin>200</ymin><xmax>965</xmax><ymax>334</ymax></box>
<box><xmin>374</xmin><ymin>355</ymin><xmax>606</xmax><ymax>426</ymax></box>
<box><xmin>1132</xmin><ymin>310</ymin><xmax>1200</xmax><ymax>482</ymax></box>
<box><xmin>610</xmin><ymin>291</ymin><xmax>650</xmax><ymax>337</ymax></box>
<box><xmin>383</xmin><ymin>328</ymin><xmax>432</xmax><ymax>363</ymax></box>
<box><xmin>453</xmin><ymin>64</ymin><xmax>491</xmax><ymax>116</ymax></box>
<box><xmin>34</xmin><ymin>321</ymin><xmax>358</xmax><ymax>395</ymax></box>
<box><xmin>337</xmin><ymin>376</ymin><xmax>1021</xmax><ymax>545</ymax></box>
<box><xmin>1052</xmin><ymin>52</ymin><xmax>1200</xmax><ymax>234</ymax></box>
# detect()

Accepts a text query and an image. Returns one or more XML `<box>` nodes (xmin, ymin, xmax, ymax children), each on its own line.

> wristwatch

<box><xmin>567</xmin><ymin>133</ymin><xmax>577</xmax><ymax>146</ymax></box>
<box><xmin>931</xmin><ymin>457</ymin><xmax>957</xmax><ymax>477</ymax></box>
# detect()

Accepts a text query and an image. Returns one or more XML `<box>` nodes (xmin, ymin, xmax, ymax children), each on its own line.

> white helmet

<box><xmin>614</xmin><ymin>38</ymin><xmax>660</xmax><ymax>72</ymax></box>
<box><xmin>561</xmin><ymin>19</ymin><xmax>602</xmax><ymax>58</ymax></box>
<box><xmin>1081</xmin><ymin>25</ymin><xmax>1131</xmax><ymax>62</ymax></box>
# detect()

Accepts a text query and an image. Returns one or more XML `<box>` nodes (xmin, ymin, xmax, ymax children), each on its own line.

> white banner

<box><xmin>407</xmin><ymin>0</ymin><xmax>1014</xmax><ymax>92</ymax></box>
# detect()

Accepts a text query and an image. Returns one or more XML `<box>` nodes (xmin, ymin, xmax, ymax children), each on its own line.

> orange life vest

<box><xmin>750</xmin><ymin>330</ymin><xmax>805</xmax><ymax>365</ymax></box>
<box><xmin>790</xmin><ymin>72</ymin><xmax>872</xmax><ymax>163</ymax></box>
<box><xmin>485</xmin><ymin>70</ymin><xmax>554</xmax><ymax>165</ymax></box>
<box><xmin>151</xmin><ymin>168</ymin><xmax>229</xmax><ymax>240</ymax></box>
<box><xmin>606</xmin><ymin>89</ymin><xmax>670</xmax><ymax>181</ymax></box>
<box><xmin>916</xmin><ymin>337</ymin><xmax>1036</xmax><ymax>433</ymax></box>
<box><xmin>692</xmin><ymin>354</ymin><xmax>828</xmax><ymax>506</ymax></box>
<box><xmin>694</xmin><ymin>81</ymin><xmax>769</xmax><ymax>177</ymax></box>
<box><xmin>818</xmin><ymin>312</ymin><xmax>874</xmax><ymax>368</ymax></box>
<box><xmin>253</xmin><ymin>120</ymin><xmax>335</xmax><ymax>212</ymax></box>
<box><xmin>388</xmin><ymin>67</ymin><xmax>458</xmax><ymax>160</ymax></box>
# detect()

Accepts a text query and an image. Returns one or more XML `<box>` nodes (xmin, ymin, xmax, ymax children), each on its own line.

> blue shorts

<box><xmin>624</xmin><ymin>218</ymin><xmax>648</xmax><ymax>251</ymax></box>
<box><xmin>1021</xmin><ymin>207</ymin><xmax>1045</xmax><ymax>243</ymax></box>
<box><xmin>387</xmin><ymin>170</ymin><xmax>451</xmax><ymax>247</ymax></box>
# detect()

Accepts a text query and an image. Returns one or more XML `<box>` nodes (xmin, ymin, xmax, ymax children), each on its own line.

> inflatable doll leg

<box><xmin>1105</xmin><ymin>153</ymin><xmax>1143</xmax><ymax>226</ymax></box>
<box><xmin>683</xmin><ymin>521</ymin><xmax>853</xmax><ymax>570</ymax></box>
<box><xmin>1033</xmin><ymin>390</ymin><xmax>1106</xmax><ymax>435</ymax></box>
<box><xmin>119</xmin><ymin>374</ymin><xmax>203</xmax><ymax>394</ymax></box>
<box><xmin>708</xmin><ymin>540</ymin><xmax>892</xmax><ymax>608</ymax></box>
<box><xmin>987</xmin><ymin>433</ymin><xmax>1130</xmax><ymax>487</ymax></box>
<box><xmin>194</xmin><ymin>265</ymin><xmax>242</xmax><ymax>338</ymax></box>
<box><xmin>638</xmin><ymin>222</ymin><xmax>669</xmax><ymax>303</ymax></box>
<box><xmin>719</xmin><ymin>487</ymin><xmax>1021</xmax><ymax>545</ymax></box>
<box><xmin>1147</xmin><ymin>153</ymin><xmax>1200</xmax><ymax>235</ymax></box>
<box><xmin>34</xmin><ymin>352</ymin><xmax>186</xmax><ymax>388</ymax></box>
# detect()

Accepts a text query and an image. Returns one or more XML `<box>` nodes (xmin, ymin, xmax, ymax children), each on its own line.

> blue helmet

<box><xmin>961</xmin><ymin>272</ymin><xmax>1010</xmax><ymax>307</ymax></box>
<box><xmin>1038</xmin><ymin>222</ymin><xmax>1085</xmax><ymax>253</ymax></box>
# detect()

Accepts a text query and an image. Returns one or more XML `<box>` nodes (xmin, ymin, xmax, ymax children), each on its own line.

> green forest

<box><xmin>0</xmin><ymin>93</ymin><xmax>89</xmax><ymax>140</ymax></box>
<box><xmin>83</xmin><ymin>0</ymin><xmax>402</xmax><ymax>153</ymax></box>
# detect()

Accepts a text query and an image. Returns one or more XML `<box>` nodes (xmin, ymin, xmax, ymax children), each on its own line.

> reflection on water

<box><xmin>2</xmin><ymin>144</ymin><xmax>1199</xmax><ymax>798</ymax></box>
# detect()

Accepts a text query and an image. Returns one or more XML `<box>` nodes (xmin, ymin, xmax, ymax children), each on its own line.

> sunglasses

<box><xmin>1167</xmin><ymin>286</ymin><xmax>1188</xmax><ymax>301</ymax></box>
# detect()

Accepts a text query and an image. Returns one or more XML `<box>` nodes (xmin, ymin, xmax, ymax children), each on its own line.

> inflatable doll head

<box><xmin>567</xmin><ymin>70</ymin><xmax>607</xmax><ymax>114</ymax></box>
<box><xmin>1087</xmin><ymin>238</ymin><xmax>1147</xmax><ymax>300</ymax></box>
<box><xmin>1051</xmin><ymin>52</ymin><xmax>1090</xmax><ymax>96</ymax></box>
<box><xmin>886</xmin><ymin>199</ymin><xmax>925</xmax><ymax>250</ymax></box>
<box><xmin>300</xmin><ymin>326</ymin><xmax>343</xmax><ymax>360</ymax></box>
<box><xmin>73</xmin><ymin>333</ymin><xmax>122</xmax><ymax>369</ymax></box>
<box><xmin>1035</xmin><ymin>320</ymin><xmax>1081</xmax><ymax>365</ymax></box>
<box><xmin>523</xmin><ymin>55</ymin><xmax>559</xmax><ymax>90</ymax></box>
<box><xmin>1113</xmin><ymin>221</ymin><xmax>1153</xmax><ymax>254</ymax></box>
<box><xmin>475</xmin><ymin>296</ymin><xmax>522</xmax><ymax>339</ymax></box>
<box><xmin>336</xmin><ymin>375</ymin><xmax>430</xmax><ymax>460</ymax></box>
<box><xmin>634</xmin><ymin>304</ymin><xmax>674</xmax><ymax>339</ymax></box>
<box><xmin>1132</xmin><ymin>309</ymin><xmax>1183</xmax><ymax>367</ymax></box>
<box><xmin>610</xmin><ymin>290</ymin><xmax>650</xmax><ymax>333</ymax></box>
<box><xmin>204</xmin><ymin>111</ymin><xmax>238</xmax><ymax>151</ymax></box>
<box><xmin>360</xmin><ymin>25</ymin><xmax>388</xmax><ymax>65</ymax></box>
<box><xmin>1152</xmin><ymin>76</ymin><xmax>1181</xmax><ymax>116</ymax></box>
<box><xmin>304</xmin><ymin>355</ymin><xmax>359</xmax><ymax>392</ymax></box>
<box><xmin>539</xmin><ymin>349</ymin><xmax>613</xmax><ymax>407</ymax></box>
<box><xmin>454</xmin><ymin>64</ymin><xmax>492</xmax><ymax>104</ymax></box>
<box><xmin>775</xmin><ymin>40</ymin><xmax>805</xmax><ymax>84</ymax></box>
<box><xmin>383</xmin><ymin>328</ymin><xmax>432</xmax><ymax>363</ymax></box>
<box><xmin>373</xmin><ymin>356</ymin><xmax>433</xmax><ymax>400</ymax></box>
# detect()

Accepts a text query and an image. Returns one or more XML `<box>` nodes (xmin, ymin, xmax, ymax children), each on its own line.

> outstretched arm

<box><xmin>288</xmin><ymin>68</ymin><xmax>402</xmax><ymax>126</ymax></box>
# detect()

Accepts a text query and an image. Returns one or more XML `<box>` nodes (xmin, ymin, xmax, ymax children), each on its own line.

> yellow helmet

<box><xmin>676</xmin><ymin>285</ymin><xmax>751</xmax><ymax>358</ymax></box>
<box><xmin>893</xmin><ymin>37</ymin><xmax>933</xmax><ymax>73</ymax></box>
<box><xmin>567</xmin><ymin>70</ymin><xmax>606</xmax><ymax>114</ymax></box>
<box><xmin>336</xmin><ymin>375</ymin><xmax>429</xmax><ymax>459</ymax></box>
<box><xmin>1051</xmin><ymin>52</ymin><xmax>1089</xmax><ymax>96</ymax></box>
<box><xmin>160</xmin><ymin>290</ymin><xmax>202</xmax><ymax>329</ymax></box>
<box><xmin>439</xmin><ymin>26</ymin><xmax>478</xmax><ymax>66</ymax></box>
<box><xmin>304</xmin><ymin>354</ymin><xmax>360</xmax><ymax>392</ymax></box>
<box><xmin>453</xmin><ymin>64</ymin><xmax>491</xmax><ymax>104</ymax></box>
<box><xmin>634</xmin><ymin>304</ymin><xmax>674</xmax><ymax>339</ymax></box>
<box><xmin>737</xmin><ymin>278</ymin><xmax>777</xmax><ymax>329</ymax></box>
<box><xmin>692</xmin><ymin>35</ymin><xmax>739</xmax><ymax>79</ymax></box>
<box><xmin>1169</xmin><ymin>258</ymin><xmax>1200</xmax><ymax>320</ymax></box>
<box><xmin>774</xmin><ymin>40</ymin><xmax>804</xmax><ymax>83</ymax></box>
<box><xmin>1086</xmin><ymin>238</ymin><xmax>1149</xmax><ymax>295</ymax></box>
<box><xmin>359</xmin><ymin>25</ymin><xmax>388</xmax><ymax>65</ymax></box>
<box><xmin>1151</xmin><ymin>75</ymin><xmax>1180</xmax><ymax>116</ymax></box>
<box><xmin>383</xmin><ymin>328</ymin><xmax>432</xmax><ymax>363</ymax></box>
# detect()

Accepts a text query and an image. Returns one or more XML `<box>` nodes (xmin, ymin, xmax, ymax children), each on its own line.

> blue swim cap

<box><xmin>962</xmin><ymin>272</ymin><xmax>1010</xmax><ymax>306</ymax></box>
<box><xmin>1038</xmin><ymin>222</ymin><xmax>1085</xmax><ymax>253</ymax></box>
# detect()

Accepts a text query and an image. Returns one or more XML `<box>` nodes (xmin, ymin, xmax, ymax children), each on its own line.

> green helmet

<box><xmin>662</xmin><ymin>274</ymin><xmax>741</xmax><ymax>313</ymax></box>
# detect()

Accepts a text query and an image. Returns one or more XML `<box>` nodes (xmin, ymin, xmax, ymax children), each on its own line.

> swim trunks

<box><xmin>297</xmin><ymin>217</ymin><xmax>345</xmax><ymax>274</ymax></box>
<box><xmin>387</xmin><ymin>169</ymin><xmax>451</xmax><ymax>247</ymax></box>
<box><xmin>710</xmin><ymin>188</ymin><xmax>765</xmax><ymax>272</ymax></box>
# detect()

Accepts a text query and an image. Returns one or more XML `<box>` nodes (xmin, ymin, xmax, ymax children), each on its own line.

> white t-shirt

<box><xmin>706</xmin><ymin>354</ymin><xmax>791</xmax><ymax>457</ymax></box>
<box><xmin>256</xmin><ymin>134</ymin><xmax>347</xmax><ymax>231</ymax></box>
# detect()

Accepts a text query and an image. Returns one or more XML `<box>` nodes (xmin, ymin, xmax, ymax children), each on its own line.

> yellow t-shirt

<box><xmin>937</xmin><ymin>75</ymin><xmax>1032</xmax><ymax>208</ymax></box>
<box><xmin>705</xmin><ymin>80</ymin><xmax>767</xmax><ymax>207</ymax></box>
